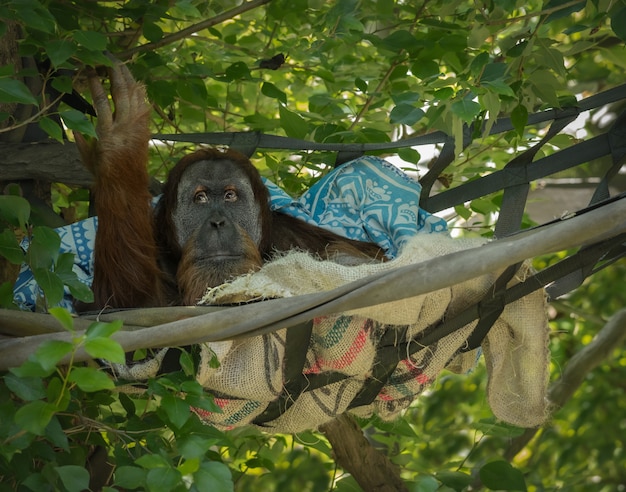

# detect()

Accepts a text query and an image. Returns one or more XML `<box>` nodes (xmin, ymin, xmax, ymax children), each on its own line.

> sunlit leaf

<box><xmin>86</xmin><ymin>320</ymin><xmax>123</xmax><ymax>339</ymax></box>
<box><xmin>33</xmin><ymin>340</ymin><xmax>73</xmax><ymax>371</ymax></box>
<box><xmin>68</xmin><ymin>367</ymin><xmax>114</xmax><ymax>392</ymax></box>
<box><xmin>38</xmin><ymin>116</ymin><xmax>64</xmax><ymax>143</ymax></box>
<box><xmin>48</xmin><ymin>306</ymin><xmax>75</xmax><ymax>332</ymax></box>
<box><xmin>84</xmin><ymin>337</ymin><xmax>125</xmax><ymax>363</ymax></box>
<box><xmin>279</xmin><ymin>104</ymin><xmax>308</xmax><ymax>139</ymax></box>
<box><xmin>451</xmin><ymin>98</ymin><xmax>481</xmax><ymax>123</ymax></box>
<box><xmin>60</xmin><ymin>109</ymin><xmax>97</xmax><ymax>137</ymax></box>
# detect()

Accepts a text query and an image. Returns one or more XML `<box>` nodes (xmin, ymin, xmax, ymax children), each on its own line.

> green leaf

<box><xmin>479</xmin><ymin>461</ymin><xmax>527</xmax><ymax>491</ymax></box>
<box><xmin>84</xmin><ymin>337</ymin><xmax>125</xmax><ymax>363</ymax></box>
<box><xmin>32</xmin><ymin>268</ymin><xmax>64</xmax><ymax>306</ymax></box>
<box><xmin>610</xmin><ymin>6</ymin><xmax>626</xmax><ymax>43</ymax></box>
<box><xmin>21</xmin><ymin>474</ymin><xmax>50</xmax><ymax>492</ymax></box>
<box><xmin>178</xmin><ymin>435</ymin><xmax>214</xmax><ymax>460</ymax></box>
<box><xmin>34</xmin><ymin>340</ymin><xmax>73</xmax><ymax>371</ymax></box>
<box><xmin>451</xmin><ymin>98</ymin><xmax>481</xmax><ymax>123</ymax></box>
<box><xmin>38</xmin><ymin>116</ymin><xmax>64</xmax><ymax>143</ymax></box>
<box><xmin>411</xmin><ymin>59</ymin><xmax>440</xmax><ymax>80</ymax></box>
<box><xmin>46</xmin><ymin>39</ymin><xmax>77</xmax><ymax>68</ymax></box>
<box><xmin>9</xmin><ymin>358</ymin><xmax>52</xmax><ymax>378</ymax></box>
<box><xmin>59</xmin><ymin>109</ymin><xmax>97</xmax><ymax>138</ymax></box>
<box><xmin>279</xmin><ymin>104</ymin><xmax>308</xmax><ymax>139</ymax></box>
<box><xmin>392</xmin><ymin>91</ymin><xmax>421</xmax><ymax>105</ymax></box>
<box><xmin>48</xmin><ymin>306</ymin><xmax>75</xmax><ymax>332</ymax></box>
<box><xmin>143</xmin><ymin>22</ymin><xmax>164</xmax><ymax>42</ymax></box>
<box><xmin>177</xmin><ymin>78</ymin><xmax>213</xmax><ymax>107</ymax></box>
<box><xmin>397</xmin><ymin>147</ymin><xmax>421</xmax><ymax>164</ymax></box>
<box><xmin>46</xmin><ymin>376</ymin><xmax>70</xmax><ymax>411</ymax></box>
<box><xmin>473</xmin><ymin>418</ymin><xmax>525</xmax><ymax>438</ymax></box>
<box><xmin>482</xmin><ymin>80</ymin><xmax>515</xmax><ymax>98</ymax></box>
<box><xmin>0</xmin><ymin>78</ymin><xmax>38</xmax><ymax>105</ymax></box>
<box><xmin>193</xmin><ymin>461</ymin><xmax>234</xmax><ymax>492</ymax></box>
<box><xmin>14</xmin><ymin>400</ymin><xmax>57</xmax><ymax>435</ymax></box>
<box><xmin>136</xmin><ymin>454</ymin><xmax>170</xmax><ymax>469</ymax></box>
<box><xmin>179</xmin><ymin>350</ymin><xmax>195</xmax><ymax>376</ymax></box>
<box><xmin>86</xmin><ymin>320</ymin><xmax>123</xmax><ymax>339</ymax></box>
<box><xmin>224</xmin><ymin>61</ymin><xmax>251</xmax><ymax>81</ymax></box>
<box><xmin>412</xmin><ymin>475</ymin><xmax>440</xmax><ymax>492</ymax></box>
<box><xmin>511</xmin><ymin>104</ymin><xmax>528</xmax><ymax>137</ymax></box>
<box><xmin>58</xmin><ymin>272</ymin><xmax>94</xmax><ymax>303</ymax></box>
<box><xmin>0</xmin><ymin>229</ymin><xmax>24</xmax><ymax>264</ymax></box>
<box><xmin>146</xmin><ymin>467</ymin><xmax>182</xmax><ymax>492</ymax></box>
<box><xmin>3</xmin><ymin>374</ymin><xmax>46</xmax><ymax>401</ymax></box>
<box><xmin>161</xmin><ymin>393</ymin><xmax>190</xmax><ymax>429</ymax></box>
<box><xmin>390</xmin><ymin>103</ymin><xmax>425</xmax><ymax>125</ymax></box>
<box><xmin>55</xmin><ymin>465</ymin><xmax>90</xmax><ymax>492</ymax></box>
<box><xmin>378</xmin><ymin>30</ymin><xmax>417</xmax><ymax>53</ymax></box>
<box><xmin>261</xmin><ymin>82</ymin><xmax>287</xmax><ymax>103</ymax></box>
<box><xmin>72</xmin><ymin>30</ymin><xmax>108</xmax><ymax>51</ymax></box>
<box><xmin>114</xmin><ymin>466</ymin><xmax>147</xmax><ymax>489</ymax></box>
<box><xmin>68</xmin><ymin>367</ymin><xmax>114</xmax><ymax>392</ymax></box>
<box><xmin>0</xmin><ymin>194</ymin><xmax>30</xmax><ymax>229</ymax></box>
<box><xmin>28</xmin><ymin>226</ymin><xmax>61</xmax><ymax>269</ymax></box>
<box><xmin>435</xmin><ymin>470</ymin><xmax>473</xmax><ymax>491</ymax></box>
<box><xmin>529</xmin><ymin>70</ymin><xmax>561</xmax><ymax>107</ymax></box>
<box><xmin>0</xmin><ymin>281</ymin><xmax>15</xmax><ymax>309</ymax></box>
<box><xmin>12</xmin><ymin>2</ymin><xmax>56</xmax><ymax>33</ymax></box>
<box><xmin>544</xmin><ymin>0</ymin><xmax>585</xmax><ymax>23</ymax></box>
<box><xmin>455</xmin><ymin>204</ymin><xmax>472</xmax><ymax>220</ymax></box>
<box><xmin>45</xmin><ymin>415</ymin><xmax>69</xmax><ymax>451</ymax></box>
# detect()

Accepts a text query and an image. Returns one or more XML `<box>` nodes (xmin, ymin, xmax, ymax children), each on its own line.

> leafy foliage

<box><xmin>0</xmin><ymin>0</ymin><xmax>625</xmax><ymax>490</ymax></box>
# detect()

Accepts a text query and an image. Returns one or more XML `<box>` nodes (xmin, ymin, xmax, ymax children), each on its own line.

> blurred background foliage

<box><xmin>0</xmin><ymin>0</ymin><xmax>625</xmax><ymax>490</ymax></box>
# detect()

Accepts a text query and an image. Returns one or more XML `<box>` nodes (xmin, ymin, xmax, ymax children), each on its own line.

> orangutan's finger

<box><xmin>88</xmin><ymin>71</ymin><xmax>112</xmax><ymax>131</ymax></box>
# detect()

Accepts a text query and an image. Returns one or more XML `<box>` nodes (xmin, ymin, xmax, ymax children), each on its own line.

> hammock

<box><xmin>4</xmin><ymin>83</ymin><xmax>626</xmax><ymax>432</ymax></box>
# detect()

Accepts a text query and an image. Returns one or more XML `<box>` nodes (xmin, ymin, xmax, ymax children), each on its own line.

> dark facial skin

<box><xmin>172</xmin><ymin>159</ymin><xmax>262</xmax><ymax>255</ymax></box>
<box><xmin>166</xmin><ymin>159</ymin><xmax>264</xmax><ymax>304</ymax></box>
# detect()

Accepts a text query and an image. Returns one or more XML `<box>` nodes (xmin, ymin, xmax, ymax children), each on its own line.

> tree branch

<box><xmin>320</xmin><ymin>414</ymin><xmax>409</xmax><ymax>492</ymax></box>
<box><xmin>116</xmin><ymin>0</ymin><xmax>272</xmax><ymax>61</ymax></box>
<box><xmin>1</xmin><ymin>141</ymin><xmax>93</xmax><ymax>187</ymax></box>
